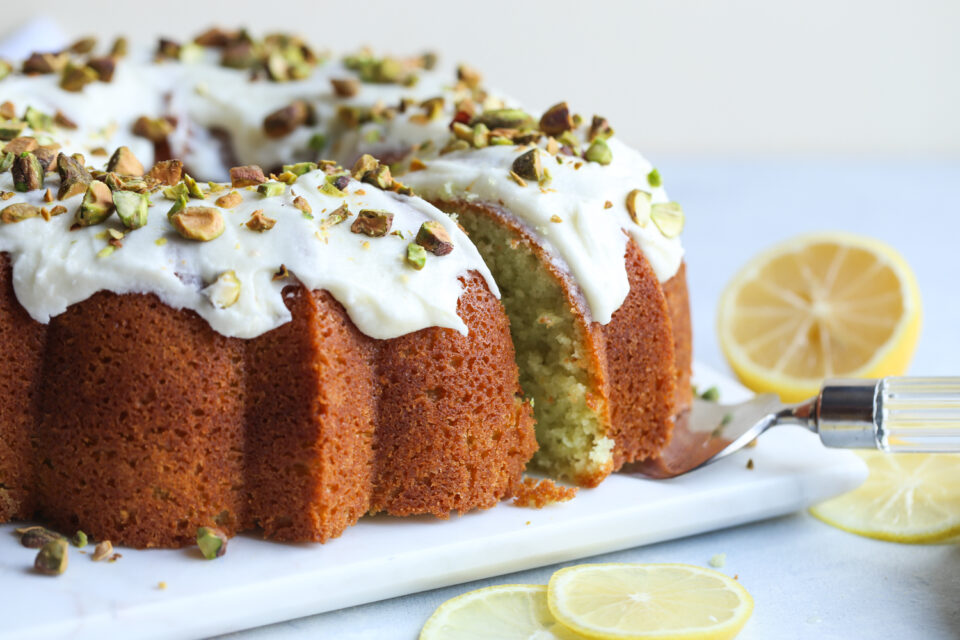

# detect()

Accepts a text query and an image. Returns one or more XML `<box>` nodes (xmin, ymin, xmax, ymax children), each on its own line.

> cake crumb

<box><xmin>512</xmin><ymin>477</ymin><xmax>577</xmax><ymax>508</ymax></box>
<box><xmin>709</xmin><ymin>553</ymin><xmax>726</xmax><ymax>568</ymax></box>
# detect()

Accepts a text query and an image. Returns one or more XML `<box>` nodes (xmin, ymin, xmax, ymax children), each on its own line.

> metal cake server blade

<box><xmin>631</xmin><ymin>377</ymin><xmax>960</xmax><ymax>479</ymax></box>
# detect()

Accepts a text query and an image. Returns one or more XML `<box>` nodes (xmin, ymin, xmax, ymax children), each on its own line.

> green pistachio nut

<box><xmin>77</xmin><ymin>180</ymin><xmax>115</xmax><ymax>226</ymax></box>
<box><xmin>113</xmin><ymin>190</ymin><xmax>150</xmax><ymax>229</ymax></box>
<box><xmin>197</xmin><ymin>526</ymin><xmax>228</xmax><ymax>559</ymax></box>
<box><xmin>585</xmin><ymin>138</ymin><xmax>613</xmax><ymax>165</ymax></box>
<box><xmin>34</xmin><ymin>538</ymin><xmax>68</xmax><ymax>575</ymax></box>
<box><xmin>406</xmin><ymin>243</ymin><xmax>427</xmax><ymax>270</ymax></box>
<box><xmin>650</xmin><ymin>202</ymin><xmax>685</xmax><ymax>238</ymax></box>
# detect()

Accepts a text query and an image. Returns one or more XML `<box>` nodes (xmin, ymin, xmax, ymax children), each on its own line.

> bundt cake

<box><xmin>0</xmin><ymin>28</ymin><xmax>691</xmax><ymax>547</ymax></box>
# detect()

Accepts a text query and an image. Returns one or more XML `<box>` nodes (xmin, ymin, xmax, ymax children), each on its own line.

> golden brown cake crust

<box><xmin>372</xmin><ymin>271</ymin><xmax>537</xmax><ymax>517</ymax></box>
<box><xmin>0</xmin><ymin>254</ymin><xmax>46</xmax><ymax>522</ymax></box>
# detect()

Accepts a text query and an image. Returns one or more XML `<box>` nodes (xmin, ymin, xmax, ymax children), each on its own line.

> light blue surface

<box><xmin>222</xmin><ymin>159</ymin><xmax>960</xmax><ymax>639</ymax></box>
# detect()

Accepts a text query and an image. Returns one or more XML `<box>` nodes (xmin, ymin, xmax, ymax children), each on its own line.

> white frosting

<box><xmin>0</xmin><ymin>169</ymin><xmax>494</xmax><ymax>339</ymax></box>
<box><xmin>1</xmin><ymin>42</ymin><xmax>684</xmax><ymax>336</ymax></box>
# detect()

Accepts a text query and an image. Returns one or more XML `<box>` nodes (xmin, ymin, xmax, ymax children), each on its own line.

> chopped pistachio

<box><xmin>700</xmin><ymin>386</ymin><xmax>720</xmax><ymax>402</ymax></box>
<box><xmin>77</xmin><ymin>180</ymin><xmax>114</xmax><ymax>226</ymax></box>
<box><xmin>311</xmin><ymin>205</ymin><xmax>347</xmax><ymax>230</ymax></box>
<box><xmin>471</xmin><ymin>123</ymin><xmax>490</xmax><ymax>148</ymax></box>
<box><xmin>539</xmin><ymin>102</ymin><xmax>574</xmax><ymax>136</ymax></box>
<box><xmin>0</xmin><ymin>120</ymin><xmax>26</xmax><ymax>141</ymax></box>
<box><xmin>350</xmin><ymin>209</ymin><xmax>393</xmax><ymax>237</ymax></box>
<box><xmin>4</xmin><ymin>136</ymin><xmax>38</xmax><ymax>155</ymax></box>
<box><xmin>54</xmin><ymin>110</ymin><xmax>78</xmax><ymax>129</ymax></box>
<box><xmin>647</xmin><ymin>168</ymin><xmax>662</xmax><ymax>188</ymax></box>
<box><xmin>650</xmin><ymin>202</ymin><xmax>685</xmax><ymax>238</ymax></box>
<box><xmin>319</xmin><ymin>182</ymin><xmax>345</xmax><ymax>198</ymax></box>
<box><xmin>23</xmin><ymin>52</ymin><xmax>68</xmax><ymax>75</ymax></box>
<box><xmin>307</xmin><ymin>132</ymin><xmax>327</xmax><ymax>152</ymax></box>
<box><xmin>330</xmin><ymin>77</ymin><xmax>360</xmax><ymax>97</ymax></box>
<box><xmin>59</xmin><ymin>63</ymin><xmax>98</xmax><ymax>92</ymax></box>
<box><xmin>25</xmin><ymin>106</ymin><xmax>53</xmax><ymax>132</ymax></box>
<box><xmin>584</xmin><ymin>138</ymin><xmax>612</xmax><ymax>165</ymax></box>
<box><xmin>132</xmin><ymin>116</ymin><xmax>173</xmax><ymax>142</ymax></box>
<box><xmin>215</xmin><ymin>191</ymin><xmax>243</xmax><ymax>209</ymax></box>
<box><xmin>230</xmin><ymin>165</ymin><xmax>266</xmax><ymax>187</ymax></box>
<box><xmin>273</xmin><ymin>264</ymin><xmax>290</xmax><ymax>280</ymax></box>
<box><xmin>167</xmin><ymin>193</ymin><xmax>189</xmax><ymax>217</ymax></box>
<box><xmin>106</xmin><ymin>146</ymin><xmax>144</xmax><ymax>177</ymax></box>
<box><xmin>87</xmin><ymin>57</ymin><xmax>116</xmax><ymax>82</ymax></box>
<box><xmin>292</xmin><ymin>195</ymin><xmax>312</xmax><ymax>216</ymax></box>
<box><xmin>588</xmin><ymin>115</ymin><xmax>614</xmax><ymax>141</ymax></box>
<box><xmin>257</xmin><ymin>182</ymin><xmax>285</xmax><ymax>198</ymax></box>
<box><xmin>110</xmin><ymin>36</ymin><xmax>128</xmax><ymax>57</ymax></box>
<box><xmin>0</xmin><ymin>152</ymin><xmax>13</xmax><ymax>172</ymax></box>
<box><xmin>34</xmin><ymin>144</ymin><xmax>60</xmax><ymax>172</ymax></box>
<box><xmin>366</xmin><ymin>164</ymin><xmax>393</xmax><ymax>190</ymax></box>
<box><xmin>508</xmin><ymin>170</ymin><xmax>527</xmax><ymax>187</ymax></box>
<box><xmin>113</xmin><ymin>190</ymin><xmax>150</xmax><ymax>229</ymax></box>
<box><xmin>0</xmin><ymin>102</ymin><xmax>17</xmax><ymax>120</ymax></box>
<box><xmin>34</xmin><ymin>538</ymin><xmax>68</xmax><ymax>576</ymax></box>
<box><xmin>550</xmin><ymin>214</ymin><xmax>563</xmax><ymax>223</ymax></box>
<box><xmin>170</xmin><ymin>207</ymin><xmax>225</xmax><ymax>241</ymax></box>
<box><xmin>92</xmin><ymin>540</ymin><xmax>113</xmax><ymax>562</ymax></box>
<box><xmin>406</xmin><ymin>243</ymin><xmax>427</xmax><ymax>270</ymax></box>
<box><xmin>283</xmin><ymin>161</ymin><xmax>318</xmax><ymax>176</ymax></box>
<box><xmin>245</xmin><ymin>209</ymin><xmax>276</xmax><ymax>231</ymax></box>
<box><xmin>415</xmin><ymin>221</ymin><xmax>454</xmax><ymax>256</ymax></box>
<box><xmin>71</xmin><ymin>530</ymin><xmax>88</xmax><ymax>548</ymax></box>
<box><xmin>12</xmin><ymin>152</ymin><xmax>44</xmax><ymax>191</ymax></box>
<box><xmin>147</xmin><ymin>159</ymin><xmax>183</xmax><ymax>186</ymax></box>
<box><xmin>456</xmin><ymin>63</ymin><xmax>482</xmax><ymax>88</ymax></box>
<box><xmin>474</xmin><ymin>108</ymin><xmax>533</xmax><ymax>130</ymax></box>
<box><xmin>351</xmin><ymin>154</ymin><xmax>379</xmax><ymax>180</ymax></box>
<box><xmin>16</xmin><ymin>525</ymin><xmax>64</xmax><ymax>548</ymax></box>
<box><xmin>197</xmin><ymin>526</ymin><xmax>228</xmax><ymax>559</ymax></box>
<box><xmin>164</xmin><ymin>182</ymin><xmax>190</xmax><ymax>202</ymax></box>
<box><xmin>204</xmin><ymin>271</ymin><xmax>241</xmax><ymax>309</ymax></box>
<box><xmin>57</xmin><ymin>153</ymin><xmax>92</xmax><ymax>199</ymax></box>
<box><xmin>511</xmin><ymin>149</ymin><xmax>543</xmax><ymax>182</ymax></box>
<box><xmin>626</xmin><ymin>189</ymin><xmax>652</xmax><ymax>226</ymax></box>
<box><xmin>263</xmin><ymin>100</ymin><xmax>311</xmax><ymax>138</ymax></box>
<box><xmin>183</xmin><ymin>173</ymin><xmax>205</xmax><ymax>198</ymax></box>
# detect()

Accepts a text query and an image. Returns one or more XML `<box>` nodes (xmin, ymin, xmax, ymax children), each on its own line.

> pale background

<box><xmin>2</xmin><ymin>0</ymin><xmax>959</xmax><ymax>156</ymax></box>
<box><xmin>2</xmin><ymin>4</ymin><xmax>959</xmax><ymax>639</ymax></box>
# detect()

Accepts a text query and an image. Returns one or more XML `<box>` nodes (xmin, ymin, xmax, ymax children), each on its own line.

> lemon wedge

<box><xmin>811</xmin><ymin>451</ymin><xmax>960</xmax><ymax>543</ymax></box>
<box><xmin>419</xmin><ymin>584</ymin><xmax>569</xmax><ymax>640</ymax></box>
<box><xmin>717</xmin><ymin>232</ymin><xmax>921</xmax><ymax>402</ymax></box>
<box><xmin>547</xmin><ymin>563</ymin><xmax>753</xmax><ymax>640</ymax></box>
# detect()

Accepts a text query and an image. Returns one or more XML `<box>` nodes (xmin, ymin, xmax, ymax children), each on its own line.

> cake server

<box><xmin>633</xmin><ymin>377</ymin><xmax>960</xmax><ymax>479</ymax></box>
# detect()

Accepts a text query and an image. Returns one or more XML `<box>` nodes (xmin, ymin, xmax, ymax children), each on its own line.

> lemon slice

<box><xmin>420</xmin><ymin>584</ymin><xmax>569</xmax><ymax>640</ymax></box>
<box><xmin>811</xmin><ymin>451</ymin><xmax>960</xmax><ymax>543</ymax></box>
<box><xmin>547</xmin><ymin>563</ymin><xmax>753</xmax><ymax>640</ymax></box>
<box><xmin>718</xmin><ymin>232</ymin><xmax>921</xmax><ymax>402</ymax></box>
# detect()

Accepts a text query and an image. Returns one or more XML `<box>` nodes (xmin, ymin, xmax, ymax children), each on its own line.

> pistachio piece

<box><xmin>56</xmin><ymin>153</ymin><xmax>92</xmax><ymax>200</ymax></box>
<box><xmin>324</xmin><ymin>204</ymin><xmax>350</xmax><ymax>226</ymax></box>
<box><xmin>263</xmin><ymin>100</ymin><xmax>311</xmax><ymax>138</ymax></box>
<box><xmin>54</xmin><ymin>110</ymin><xmax>78</xmax><ymax>129</ymax></box>
<box><xmin>68</xmin><ymin>37</ymin><xmax>97</xmax><ymax>54</ymax></box>
<box><xmin>92</xmin><ymin>540</ymin><xmax>113</xmax><ymax>562</ymax></box>
<box><xmin>77</xmin><ymin>180</ymin><xmax>114</xmax><ymax>226</ymax></box>
<box><xmin>3</xmin><ymin>136</ymin><xmax>37</xmax><ymax>155</ymax></box>
<box><xmin>113</xmin><ymin>190</ymin><xmax>150</xmax><ymax>229</ymax></box>
<box><xmin>0</xmin><ymin>120</ymin><xmax>26</xmax><ymax>141</ymax></box>
<box><xmin>183</xmin><ymin>173</ymin><xmax>205</xmax><ymax>198</ymax></box>
<box><xmin>292</xmin><ymin>195</ymin><xmax>312</xmax><ymax>216</ymax></box>
<box><xmin>539</xmin><ymin>102</ymin><xmax>574</xmax><ymax>136</ymax></box>
<box><xmin>588</xmin><ymin>115</ymin><xmax>614</xmax><ymax>141</ymax></box>
<box><xmin>257</xmin><ymin>182</ymin><xmax>285</xmax><ymax>198</ymax></box>
<box><xmin>87</xmin><ymin>57</ymin><xmax>117</xmax><ymax>82</ymax></box>
<box><xmin>511</xmin><ymin>149</ymin><xmax>543</xmax><ymax>182</ymax></box>
<box><xmin>366</xmin><ymin>164</ymin><xmax>393</xmax><ymax>190</ymax></box>
<box><xmin>34</xmin><ymin>144</ymin><xmax>60</xmax><ymax>172</ymax></box>
<box><xmin>474</xmin><ymin>108</ymin><xmax>534</xmax><ymax>130</ymax></box>
<box><xmin>197</xmin><ymin>526</ymin><xmax>228</xmax><ymax>559</ymax></box>
<box><xmin>170</xmin><ymin>207</ymin><xmax>225</xmax><ymax>241</ymax></box>
<box><xmin>12</xmin><ymin>152</ymin><xmax>44</xmax><ymax>192</ymax></box>
<box><xmin>245</xmin><ymin>209</ymin><xmax>276</xmax><ymax>231</ymax></box>
<box><xmin>59</xmin><ymin>63</ymin><xmax>98</xmax><ymax>92</ymax></box>
<box><xmin>106</xmin><ymin>146</ymin><xmax>144</xmax><ymax>177</ymax></box>
<box><xmin>406</xmin><ymin>243</ymin><xmax>427</xmax><ymax>270</ymax></box>
<box><xmin>330</xmin><ymin>77</ymin><xmax>360</xmax><ymax>97</ymax></box>
<box><xmin>282</xmin><ymin>162</ymin><xmax>317</xmax><ymax>176</ymax></box>
<box><xmin>132</xmin><ymin>116</ymin><xmax>173</xmax><ymax>142</ymax></box>
<box><xmin>147</xmin><ymin>159</ymin><xmax>183</xmax><ymax>186</ymax></box>
<box><xmin>0</xmin><ymin>152</ymin><xmax>14</xmax><ymax>172</ymax></box>
<box><xmin>319</xmin><ymin>182</ymin><xmax>345</xmax><ymax>197</ymax></box>
<box><xmin>584</xmin><ymin>138</ymin><xmax>612</xmax><ymax>165</ymax></box>
<box><xmin>24</xmin><ymin>106</ymin><xmax>53</xmax><ymax>132</ymax></box>
<box><xmin>415</xmin><ymin>221</ymin><xmax>454</xmax><ymax>256</ymax></box>
<box><xmin>71</xmin><ymin>530</ymin><xmax>88</xmax><ymax>548</ymax></box>
<box><xmin>307</xmin><ymin>132</ymin><xmax>327</xmax><ymax>152</ymax></box>
<box><xmin>350</xmin><ymin>209</ymin><xmax>393</xmax><ymax>237</ymax></box>
<box><xmin>23</xmin><ymin>52</ymin><xmax>68</xmax><ymax>75</ymax></box>
<box><xmin>230</xmin><ymin>165</ymin><xmax>266</xmax><ymax>187</ymax></box>
<box><xmin>650</xmin><ymin>202</ymin><xmax>684</xmax><ymax>238</ymax></box>
<box><xmin>647</xmin><ymin>168</ymin><xmax>662</xmax><ymax>188</ymax></box>
<box><xmin>34</xmin><ymin>538</ymin><xmax>68</xmax><ymax>576</ymax></box>
<box><xmin>351</xmin><ymin>154</ymin><xmax>379</xmax><ymax>180</ymax></box>
<box><xmin>457</xmin><ymin>64</ymin><xmax>482</xmax><ymax>89</ymax></box>
<box><xmin>215</xmin><ymin>191</ymin><xmax>243</xmax><ymax>208</ymax></box>
<box><xmin>625</xmin><ymin>189</ymin><xmax>652</xmax><ymax>227</ymax></box>
<box><xmin>204</xmin><ymin>271</ymin><xmax>241</xmax><ymax>309</ymax></box>
<box><xmin>16</xmin><ymin>525</ymin><xmax>64</xmax><ymax>547</ymax></box>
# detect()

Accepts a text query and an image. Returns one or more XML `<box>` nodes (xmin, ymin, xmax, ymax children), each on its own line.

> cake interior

<box><xmin>441</xmin><ymin>202</ymin><xmax>613</xmax><ymax>484</ymax></box>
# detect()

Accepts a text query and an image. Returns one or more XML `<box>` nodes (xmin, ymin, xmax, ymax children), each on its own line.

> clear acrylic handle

<box><xmin>878</xmin><ymin>377</ymin><xmax>960</xmax><ymax>452</ymax></box>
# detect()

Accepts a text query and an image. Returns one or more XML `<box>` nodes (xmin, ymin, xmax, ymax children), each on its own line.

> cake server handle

<box><xmin>797</xmin><ymin>377</ymin><xmax>960</xmax><ymax>452</ymax></box>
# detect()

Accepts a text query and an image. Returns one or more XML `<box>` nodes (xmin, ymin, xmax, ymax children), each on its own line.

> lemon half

<box><xmin>419</xmin><ymin>584</ymin><xmax>567</xmax><ymax>640</ymax></box>
<box><xmin>718</xmin><ymin>232</ymin><xmax>921</xmax><ymax>402</ymax></box>
<box><xmin>547</xmin><ymin>563</ymin><xmax>753</xmax><ymax>640</ymax></box>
